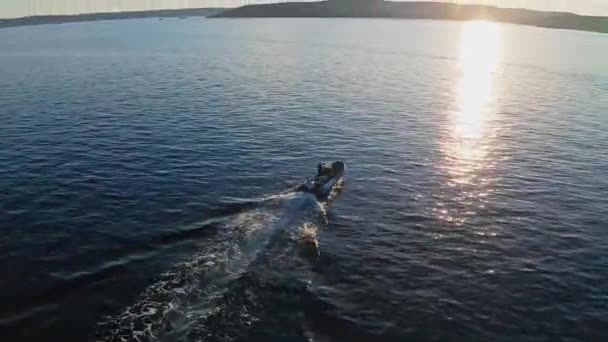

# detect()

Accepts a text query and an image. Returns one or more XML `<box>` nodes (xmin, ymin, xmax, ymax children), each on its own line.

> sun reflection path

<box><xmin>456</xmin><ymin>21</ymin><xmax>501</xmax><ymax>142</ymax></box>
<box><xmin>435</xmin><ymin>21</ymin><xmax>502</xmax><ymax>226</ymax></box>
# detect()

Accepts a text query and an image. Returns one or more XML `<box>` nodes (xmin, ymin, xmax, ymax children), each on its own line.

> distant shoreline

<box><xmin>214</xmin><ymin>1</ymin><xmax>608</xmax><ymax>34</ymax></box>
<box><xmin>1</xmin><ymin>2</ymin><xmax>606</xmax><ymax>34</ymax></box>
<box><xmin>0</xmin><ymin>8</ymin><xmax>225</xmax><ymax>29</ymax></box>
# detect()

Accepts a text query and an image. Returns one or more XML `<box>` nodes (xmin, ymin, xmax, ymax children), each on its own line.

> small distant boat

<box><xmin>297</xmin><ymin>161</ymin><xmax>346</xmax><ymax>200</ymax></box>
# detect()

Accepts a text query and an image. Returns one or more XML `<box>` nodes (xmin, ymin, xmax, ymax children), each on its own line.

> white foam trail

<box><xmin>98</xmin><ymin>190</ymin><xmax>330</xmax><ymax>342</ymax></box>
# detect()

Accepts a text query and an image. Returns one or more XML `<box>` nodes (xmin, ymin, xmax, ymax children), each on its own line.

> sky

<box><xmin>1</xmin><ymin>0</ymin><xmax>607</xmax><ymax>18</ymax></box>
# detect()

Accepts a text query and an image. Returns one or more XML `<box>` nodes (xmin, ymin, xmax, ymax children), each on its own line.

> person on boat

<box><xmin>295</xmin><ymin>161</ymin><xmax>345</xmax><ymax>199</ymax></box>
<box><xmin>298</xmin><ymin>178</ymin><xmax>320</xmax><ymax>195</ymax></box>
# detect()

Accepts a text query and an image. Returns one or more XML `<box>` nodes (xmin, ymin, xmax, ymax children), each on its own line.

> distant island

<box><xmin>214</xmin><ymin>0</ymin><xmax>608</xmax><ymax>34</ymax></box>
<box><xmin>0</xmin><ymin>8</ymin><xmax>224</xmax><ymax>29</ymax></box>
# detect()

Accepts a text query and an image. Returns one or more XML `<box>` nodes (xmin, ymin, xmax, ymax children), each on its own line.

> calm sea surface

<box><xmin>0</xmin><ymin>18</ymin><xmax>607</xmax><ymax>342</ymax></box>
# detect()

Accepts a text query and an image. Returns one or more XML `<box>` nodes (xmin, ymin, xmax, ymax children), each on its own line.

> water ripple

<box><xmin>0</xmin><ymin>18</ymin><xmax>607</xmax><ymax>342</ymax></box>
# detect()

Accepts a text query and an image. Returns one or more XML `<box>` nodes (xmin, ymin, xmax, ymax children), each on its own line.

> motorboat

<box><xmin>297</xmin><ymin>161</ymin><xmax>346</xmax><ymax>200</ymax></box>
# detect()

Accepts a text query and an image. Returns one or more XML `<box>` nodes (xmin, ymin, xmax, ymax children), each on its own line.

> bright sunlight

<box><xmin>456</xmin><ymin>21</ymin><xmax>502</xmax><ymax>140</ymax></box>
<box><xmin>437</xmin><ymin>21</ymin><xmax>503</xmax><ymax>225</ymax></box>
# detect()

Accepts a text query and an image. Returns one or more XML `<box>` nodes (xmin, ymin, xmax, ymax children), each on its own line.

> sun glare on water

<box><xmin>456</xmin><ymin>21</ymin><xmax>502</xmax><ymax>140</ymax></box>
<box><xmin>460</xmin><ymin>21</ymin><xmax>502</xmax><ymax>77</ymax></box>
<box><xmin>436</xmin><ymin>21</ymin><xmax>503</xmax><ymax>225</ymax></box>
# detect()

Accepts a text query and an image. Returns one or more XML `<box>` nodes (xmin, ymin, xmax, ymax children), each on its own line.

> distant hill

<box><xmin>0</xmin><ymin>8</ymin><xmax>225</xmax><ymax>29</ymax></box>
<box><xmin>214</xmin><ymin>1</ymin><xmax>608</xmax><ymax>34</ymax></box>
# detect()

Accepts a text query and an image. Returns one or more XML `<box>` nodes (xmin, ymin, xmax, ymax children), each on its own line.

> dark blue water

<box><xmin>1</xmin><ymin>18</ymin><xmax>607</xmax><ymax>342</ymax></box>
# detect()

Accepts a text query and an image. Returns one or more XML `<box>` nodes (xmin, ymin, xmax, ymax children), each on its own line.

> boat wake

<box><xmin>96</xmin><ymin>184</ymin><xmax>342</xmax><ymax>342</ymax></box>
